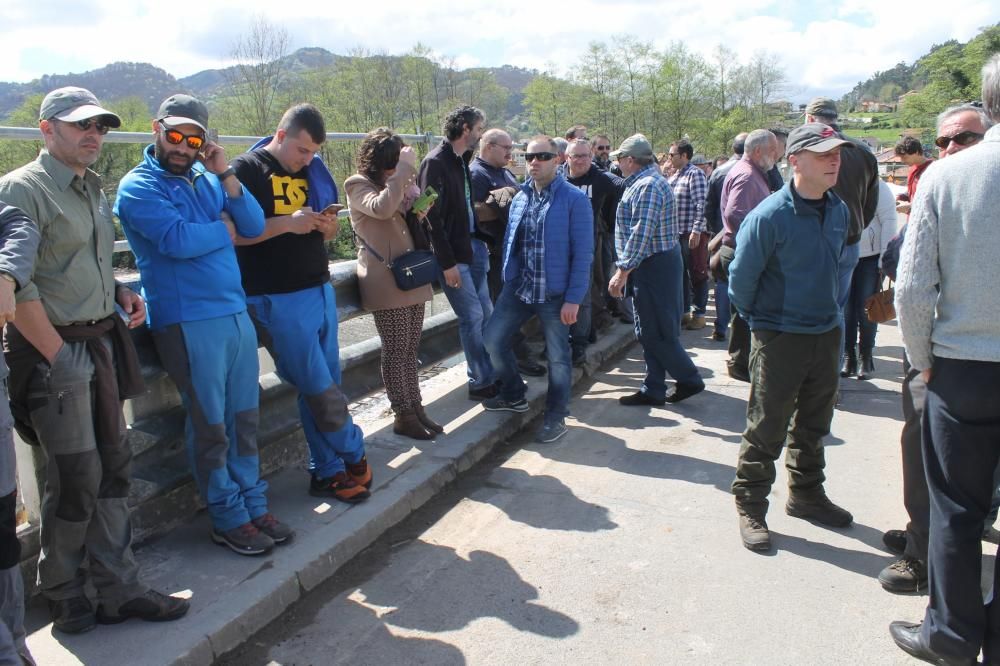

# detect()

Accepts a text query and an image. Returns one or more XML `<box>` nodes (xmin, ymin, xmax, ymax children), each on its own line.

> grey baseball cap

<box><xmin>786</xmin><ymin>123</ymin><xmax>852</xmax><ymax>155</ymax></box>
<box><xmin>805</xmin><ymin>97</ymin><xmax>838</xmax><ymax>119</ymax></box>
<box><xmin>610</xmin><ymin>134</ymin><xmax>654</xmax><ymax>159</ymax></box>
<box><xmin>690</xmin><ymin>154</ymin><xmax>710</xmax><ymax>165</ymax></box>
<box><xmin>39</xmin><ymin>86</ymin><xmax>122</xmax><ymax>127</ymax></box>
<box><xmin>156</xmin><ymin>94</ymin><xmax>209</xmax><ymax>132</ymax></box>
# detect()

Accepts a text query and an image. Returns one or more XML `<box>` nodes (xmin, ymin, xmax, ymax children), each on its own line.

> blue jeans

<box><xmin>484</xmin><ymin>282</ymin><xmax>573</xmax><ymax>423</ymax></box>
<box><xmin>837</xmin><ymin>241</ymin><xmax>861</xmax><ymax>359</ymax></box>
<box><xmin>247</xmin><ymin>284</ymin><xmax>365</xmax><ymax>478</ymax></box>
<box><xmin>570</xmin><ymin>284</ymin><xmax>592</xmax><ymax>352</ymax></box>
<box><xmin>844</xmin><ymin>254</ymin><xmax>880</xmax><ymax>353</ymax></box>
<box><xmin>715</xmin><ymin>279</ymin><xmax>731</xmax><ymax>335</ymax></box>
<box><xmin>441</xmin><ymin>240</ymin><xmax>494</xmax><ymax>389</ymax></box>
<box><xmin>631</xmin><ymin>245</ymin><xmax>704</xmax><ymax>399</ymax></box>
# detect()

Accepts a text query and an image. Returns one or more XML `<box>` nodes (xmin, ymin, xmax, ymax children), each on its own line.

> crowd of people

<box><xmin>0</xmin><ymin>52</ymin><xmax>997</xmax><ymax>663</ymax></box>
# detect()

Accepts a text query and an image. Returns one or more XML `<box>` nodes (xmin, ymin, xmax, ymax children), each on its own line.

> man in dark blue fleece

<box><xmin>729</xmin><ymin>123</ymin><xmax>856</xmax><ymax>552</ymax></box>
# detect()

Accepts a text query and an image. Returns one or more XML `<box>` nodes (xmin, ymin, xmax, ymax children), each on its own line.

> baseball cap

<box><xmin>785</xmin><ymin>123</ymin><xmax>852</xmax><ymax>155</ymax></box>
<box><xmin>690</xmin><ymin>154</ymin><xmax>710</xmax><ymax>166</ymax></box>
<box><xmin>39</xmin><ymin>87</ymin><xmax>122</xmax><ymax>127</ymax></box>
<box><xmin>610</xmin><ymin>134</ymin><xmax>654</xmax><ymax>159</ymax></box>
<box><xmin>805</xmin><ymin>97</ymin><xmax>838</xmax><ymax>119</ymax></box>
<box><xmin>156</xmin><ymin>94</ymin><xmax>209</xmax><ymax>132</ymax></box>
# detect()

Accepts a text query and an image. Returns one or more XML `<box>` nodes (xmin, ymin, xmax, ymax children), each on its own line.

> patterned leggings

<box><xmin>372</xmin><ymin>303</ymin><xmax>425</xmax><ymax>412</ymax></box>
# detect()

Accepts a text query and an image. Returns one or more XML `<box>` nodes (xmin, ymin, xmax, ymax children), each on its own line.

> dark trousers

<box><xmin>719</xmin><ymin>246</ymin><xmax>750</xmax><ymax>372</ymax></box>
<box><xmin>679</xmin><ymin>233</ymin><xmax>709</xmax><ymax>316</ymax></box>
<box><xmin>732</xmin><ymin>327</ymin><xmax>841</xmax><ymax>510</ymax></box>
<box><xmin>920</xmin><ymin>357</ymin><xmax>1000</xmax><ymax>662</ymax></box>
<box><xmin>844</xmin><ymin>254</ymin><xmax>880</xmax><ymax>354</ymax></box>
<box><xmin>900</xmin><ymin>354</ymin><xmax>930</xmax><ymax>562</ymax></box>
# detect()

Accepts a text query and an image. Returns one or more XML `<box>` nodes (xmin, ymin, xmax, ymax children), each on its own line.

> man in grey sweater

<box><xmin>890</xmin><ymin>54</ymin><xmax>1000</xmax><ymax>666</ymax></box>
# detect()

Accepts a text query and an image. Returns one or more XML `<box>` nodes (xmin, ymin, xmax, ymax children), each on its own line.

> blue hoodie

<box><xmin>115</xmin><ymin>145</ymin><xmax>265</xmax><ymax>329</ymax></box>
<box><xmin>728</xmin><ymin>182</ymin><xmax>848</xmax><ymax>334</ymax></box>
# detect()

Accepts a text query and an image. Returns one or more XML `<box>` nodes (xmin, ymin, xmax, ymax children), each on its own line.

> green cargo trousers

<box><xmin>732</xmin><ymin>326</ymin><xmax>841</xmax><ymax>512</ymax></box>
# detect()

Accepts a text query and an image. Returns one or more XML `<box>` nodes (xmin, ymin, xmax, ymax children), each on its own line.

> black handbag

<box><xmin>356</xmin><ymin>215</ymin><xmax>439</xmax><ymax>291</ymax></box>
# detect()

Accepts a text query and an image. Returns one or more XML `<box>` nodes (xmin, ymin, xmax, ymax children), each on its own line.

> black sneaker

<box><xmin>468</xmin><ymin>383</ymin><xmax>499</xmax><ymax>401</ymax></box>
<box><xmin>727</xmin><ymin>364</ymin><xmax>751</xmax><ymax>382</ymax></box>
<box><xmin>710</xmin><ymin>331</ymin><xmax>726</xmax><ymax>342</ymax></box>
<box><xmin>878</xmin><ymin>556</ymin><xmax>928</xmax><ymax>594</ymax></box>
<box><xmin>50</xmin><ymin>596</ymin><xmax>96</xmax><ymax>634</ymax></box>
<box><xmin>536</xmin><ymin>419</ymin><xmax>568</xmax><ymax>443</ymax></box>
<box><xmin>619</xmin><ymin>391</ymin><xmax>666</xmax><ymax>407</ymax></box>
<box><xmin>96</xmin><ymin>589</ymin><xmax>190</xmax><ymax>624</ymax></box>
<box><xmin>786</xmin><ymin>493</ymin><xmax>853</xmax><ymax>527</ymax></box>
<box><xmin>212</xmin><ymin>522</ymin><xmax>275</xmax><ymax>555</ymax></box>
<box><xmin>517</xmin><ymin>359</ymin><xmax>546</xmax><ymax>377</ymax></box>
<box><xmin>483</xmin><ymin>396</ymin><xmax>529</xmax><ymax>413</ymax></box>
<box><xmin>665</xmin><ymin>382</ymin><xmax>705</xmax><ymax>403</ymax></box>
<box><xmin>572</xmin><ymin>348</ymin><xmax>586</xmax><ymax>367</ymax></box>
<box><xmin>882</xmin><ymin>529</ymin><xmax>907</xmax><ymax>556</ymax></box>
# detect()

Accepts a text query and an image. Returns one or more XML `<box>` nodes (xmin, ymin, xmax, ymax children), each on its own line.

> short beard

<box><xmin>154</xmin><ymin>140</ymin><xmax>196</xmax><ymax>175</ymax></box>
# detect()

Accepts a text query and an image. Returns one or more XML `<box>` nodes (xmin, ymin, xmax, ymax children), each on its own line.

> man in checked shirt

<box><xmin>609</xmin><ymin>135</ymin><xmax>705</xmax><ymax>407</ymax></box>
<box><xmin>667</xmin><ymin>140</ymin><xmax>710</xmax><ymax>330</ymax></box>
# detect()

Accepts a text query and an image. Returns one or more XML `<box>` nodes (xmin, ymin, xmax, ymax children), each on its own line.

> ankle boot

<box><xmin>857</xmin><ymin>351</ymin><xmax>875</xmax><ymax>380</ymax></box>
<box><xmin>840</xmin><ymin>348</ymin><xmax>857</xmax><ymax>378</ymax></box>
<box><xmin>393</xmin><ymin>408</ymin><xmax>435</xmax><ymax>440</ymax></box>
<box><xmin>414</xmin><ymin>403</ymin><xmax>444</xmax><ymax>434</ymax></box>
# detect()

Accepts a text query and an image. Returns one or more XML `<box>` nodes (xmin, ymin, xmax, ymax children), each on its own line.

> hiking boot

<box><xmin>685</xmin><ymin>314</ymin><xmax>707</xmax><ymax>330</ymax></box>
<box><xmin>96</xmin><ymin>589</ymin><xmax>190</xmax><ymax>624</ymax></box>
<box><xmin>414</xmin><ymin>404</ymin><xmax>444</xmax><ymax>434</ymax></box>
<box><xmin>252</xmin><ymin>513</ymin><xmax>294</xmax><ymax>544</ymax></box>
<box><xmin>619</xmin><ymin>391</ymin><xmax>665</xmax><ymax>407</ymax></box>
<box><xmin>710</xmin><ymin>330</ymin><xmax>726</xmax><ymax>342</ymax></box>
<box><xmin>878</xmin><ymin>556</ymin><xmax>928</xmax><ymax>594</ymax></box>
<box><xmin>212</xmin><ymin>522</ymin><xmax>274</xmax><ymax>555</ymax></box>
<box><xmin>786</xmin><ymin>493</ymin><xmax>853</xmax><ymax>527</ymax></box>
<box><xmin>681</xmin><ymin>312</ymin><xmax>692</xmax><ymax>327</ymax></box>
<box><xmin>393</xmin><ymin>408</ymin><xmax>434</xmax><ymax>440</ymax></box>
<box><xmin>882</xmin><ymin>529</ymin><xmax>907</xmax><ymax>556</ymax></box>
<box><xmin>665</xmin><ymin>382</ymin><xmax>705</xmax><ymax>403</ymax></box>
<box><xmin>346</xmin><ymin>456</ymin><xmax>373</xmax><ymax>489</ymax></box>
<box><xmin>536</xmin><ymin>419</ymin><xmax>568</xmax><ymax>443</ymax></box>
<box><xmin>310</xmin><ymin>471</ymin><xmax>371</xmax><ymax>503</ymax></box>
<box><xmin>468</xmin><ymin>383</ymin><xmax>499</xmax><ymax>401</ymax></box>
<box><xmin>483</xmin><ymin>396</ymin><xmax>529</xmax><ymax>413</ymax></box>
<box><xmin>738</xmin><ymin>511</ymin><xmax>771</xmax><ymax>551</ymax></box>
<box><xmin>49</xmin><ymin>596</ymin><xmax>96</xmax><ymax>634</ymax></box>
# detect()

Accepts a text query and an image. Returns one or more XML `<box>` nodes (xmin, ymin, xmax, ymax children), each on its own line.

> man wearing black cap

<box><xmin>0</xmin><ymin>87</ymin><xmax>189</xmax><ymax>633</ymax></box>
<box><xmin>116</xmin><ymin>94</ymin><xmax>293</xmax><ymax>557</ymax></box>
<box><xmin>729</xmin><ymin>123</ymin><xmax>855</xmax><ymax>552</ymax></box>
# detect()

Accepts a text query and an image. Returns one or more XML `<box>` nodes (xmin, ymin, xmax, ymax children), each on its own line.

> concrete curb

<box><xmin>24</xmin><ymin>320</ymin><xmax>639</xmax><ymax>666</ymax></box>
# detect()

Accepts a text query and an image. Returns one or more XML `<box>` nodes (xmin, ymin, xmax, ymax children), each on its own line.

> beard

<box><xmin>155</xmin><ymin>140</ymin><xmax>197</xmax><ymax>175</ymax></box>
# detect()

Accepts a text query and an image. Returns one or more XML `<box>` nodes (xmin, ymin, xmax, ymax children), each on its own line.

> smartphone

<box><xmin>207</xmin><ymin>128</ymin><xmax>219</xmax><ymax>144</ymax></box>
<box><xmin>411</xmin><ymin>186</ymin><xmax>438</xmax><ymax>215</ymax></box>
<box><xmin>322</xmin><ymin>203</ymin><xmax>345</xmax><ymax>215</ymax></box>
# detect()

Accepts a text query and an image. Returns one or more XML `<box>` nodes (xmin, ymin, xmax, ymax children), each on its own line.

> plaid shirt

<box><xmin>614</xmin><ymin>164</ymin><xmax>677</xmax><ymax>271</ymax></box>
<box><xmin>668</xmin><ymin>162</ymin><xmax>708</xmax><ymax>235</ymax></box>
<box><xmin>513</xmin><ymin>185</ymin><xmax>551</xmax><ymax>303</ymax></box>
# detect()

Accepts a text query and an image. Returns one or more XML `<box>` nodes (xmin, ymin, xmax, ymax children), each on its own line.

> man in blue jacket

<box><xmin>115</xmin><ymin>95</ymin><xmax>291</xmax><ymax>556</ymax></box>
<box><xmin>483</xmin><ymin>136</ymin><xmax>594</xmax><ymax>443</ymax></box>
<box><xmin>729</xmin><ymin>124</ymin><xmax>855</xmax><ymax>552</ymax></box>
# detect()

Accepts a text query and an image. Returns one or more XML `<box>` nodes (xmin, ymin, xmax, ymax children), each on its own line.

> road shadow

<box><xmin>835</xmin><ymin>385</ymin><xmax>904</xmax><ymax>421</ymax></box>
<box><xmin>471</xmin><ymin>467</ymin><xmax>618</xmax><ymax>532</ymax></box>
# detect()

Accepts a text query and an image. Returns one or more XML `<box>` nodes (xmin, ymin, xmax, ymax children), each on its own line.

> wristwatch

<box><xmin>217</xmin><ymin>167</ymin><xmax>236</xmax><ymax>181</ymax></box>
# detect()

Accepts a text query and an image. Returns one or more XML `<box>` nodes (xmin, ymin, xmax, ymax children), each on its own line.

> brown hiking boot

<box><xmin>786</xmin><ymin>493</ymin><xmax>853</xmax><ymax>527</ymax></box>
<box><xmin>394</xmin><ymin>408</ymin><xmax>434</xmax><ymax>440</ymax></box>
<box><xmin>347</xmin><ymin>456</ymin><xmax>373</xmax><ymax>489</ymax></box>
<box><xmin>414</xmin><ymin>404</ymin><xmax>444</xmax><ymax>434</ymax></box>
<box><xmin>310</xmin><ymin>471</ymin><xmax>371</xmax><ymax>503</ymax></box>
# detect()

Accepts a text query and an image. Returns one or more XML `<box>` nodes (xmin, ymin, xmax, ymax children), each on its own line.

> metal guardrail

<box><xmin>0</xmin><ymin>126</ymin><xmax>442</xmax><ymax>145</ymax></box>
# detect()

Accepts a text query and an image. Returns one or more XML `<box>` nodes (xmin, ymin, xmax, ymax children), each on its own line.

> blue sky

<box><xmin>4</xmin><ymin>1</ymin><xmax>999</xmax><ymax>103</ymax></box>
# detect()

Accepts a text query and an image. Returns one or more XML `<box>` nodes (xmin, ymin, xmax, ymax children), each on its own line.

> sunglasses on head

<box><xmin>159</xmin><ymin>122</ymin><xmax>205</xmax><ymax>150</ymax></box>
<box><xmin>67</xmin><ymin>118</ymin><xmax>111</xmax><ymax>135</ymax></box>
<box><xmin>934</xmin><ymin>130</ymin><xmax>983</xmax><ymax>150</ymax></box>
<box><xmin>524</xmin><ymin>152</ymin><xmax>556</xmax><ymax>163</ymax></box>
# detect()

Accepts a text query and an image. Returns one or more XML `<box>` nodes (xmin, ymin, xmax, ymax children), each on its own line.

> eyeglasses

<box><xmin>66</xmin><ymin>118</ymin><xmax>111</xmax><ymax>135</ymax></box>
<box><xmin>524</xmin><ymin>152</ymin><xmax>556</xmax><ymax>163</ymax></box>
<box><xmin>594</xmin><ymin>145</ymin><xmax>611</xmax><ymax>150</ymax></box>
<box><xmin>667</xmin><ymin>153</ymin><xmax>679</xmax><ymax>158</ymax></box>
<box><xmin>934</xmin><ymin>130</ymin><xmax>984</xmax><ymax>149</ymax></box>
<box><xmin>568</xmin><ymin>153</ymin><xmax>591</xmax><ymax>160</ymax></box>
<box><xmin>159</xmin><ymin>122</ymin><xmax>205</xmax><ymax>150</ymax></box>
<box><xmin>489</xmin><ymin>142</ymin><xmax>513</xmax><ymax>151</ymax></box>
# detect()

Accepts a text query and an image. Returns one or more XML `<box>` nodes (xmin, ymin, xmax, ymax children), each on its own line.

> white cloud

<box><xmin>3</xmin><ymin>0</ymin><xmax>998</xmax><ymax>104</ymax></box>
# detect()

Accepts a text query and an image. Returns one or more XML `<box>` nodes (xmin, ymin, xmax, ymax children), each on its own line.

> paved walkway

<box><xmin>216</xmin><ymin>320</ymin><xmax>933</xmax><ymax>665</ymax></box>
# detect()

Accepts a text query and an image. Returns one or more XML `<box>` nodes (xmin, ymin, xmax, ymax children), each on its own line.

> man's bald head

<box><xmin>479</xmin><ymin>128</ymin><xmax>514</xmax><ymax>168</ymax></box>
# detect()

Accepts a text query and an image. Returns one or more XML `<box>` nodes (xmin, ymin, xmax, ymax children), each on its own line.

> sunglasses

<box><xmin>524</xmin><ymin>152</ymin><xmax>556</xmax><ymax>163</ymax></box>
<box><xmin>159</xmin><ymin>122</ymin><xmax>206</xmax><ymax>150</ymax></box>
<box><xmin>67</xmin><ymin>118</ymin><xmax>111</xmax><ymax>135</ymax></box>
<box><xmin>595</xmin><ymin>145</ymin><xmax>611</xmax><ymax>150</ymax></box>
<box><xmin>934</xmin><ymin>130</ymin><xmax>984</xmax><ymax>150</ymax></box>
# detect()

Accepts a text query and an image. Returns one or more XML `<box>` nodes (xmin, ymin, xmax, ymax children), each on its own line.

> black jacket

<box><xmin>705</xmin><ymin>157</ymin><xmax>738</xmax><ymax>236</ymax></box>
<box><xmin>565</xmin><ymin>164</ymin><xmax>625</xmax><ymax>234</ymax></box>
<box><xmin>833</xmin><ymin>132</ymin><xmax>879</xmax><ymax>245</ymax></box>
<box><xmin>419</xmin><ymin>140</ymin><xmax>489</xmax><ymax>270</ymax></box>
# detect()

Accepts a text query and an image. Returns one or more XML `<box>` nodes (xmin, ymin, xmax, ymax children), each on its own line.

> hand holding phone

<box><xmin>411</xmin><ymin>186</ymin><xmax>438</xmax><ymax>216</ymax></box>
<box><xmin>322</xmin><ymin>203</ymin><xmax>345</xmax><ymax>216</ymax></box>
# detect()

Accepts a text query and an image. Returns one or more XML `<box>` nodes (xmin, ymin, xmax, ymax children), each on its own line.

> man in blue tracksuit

<box><xmin>482</xmin><ymin>135</ymin><xmax>593</xmax><ymax>443</ymax></box>
<box><xmin>230</xmin><ymin>104</ymin><xmax>370</xmax><ymax>504</ymax></box>
<box><xmin>729</xmin><ymin>124</ymin><xmax>857</xmax><ymax>552</ymax></box>
<box><xmin>115</xmin><ymin>94</ymin><xmax>291</xmax><ymax>556</ymax></box>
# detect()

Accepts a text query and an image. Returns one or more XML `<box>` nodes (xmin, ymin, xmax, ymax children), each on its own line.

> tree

<box><xmin>225</xmin><ymin>16</ymin><xmax>291</xmax><ymax>136</ymax></box>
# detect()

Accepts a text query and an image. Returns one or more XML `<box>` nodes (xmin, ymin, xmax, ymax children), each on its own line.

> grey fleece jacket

<box><xmin>895</xmin><ymin>125</ymin><xmax>1000</xmax><ymax>371</ymax></box>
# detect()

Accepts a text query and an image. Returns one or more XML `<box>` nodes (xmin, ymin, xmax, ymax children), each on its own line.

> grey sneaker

<box><xmin>483</xmin><ymin>396</ymin><xmax>529</xmax><ymax>413</ymax></box>
<box><xmin>212</xmin><ymin>522</ymin><xmax>275</xmax><ymax>555</ymax></box>
<box><xmin>252</xmin><ymin>513</ymin><xmax>294</xmax><ymax>544</ymax></box>
<box><xmin>536</xmin><ymin>420</ymin><xmax>567</xmax><ymax>443</ymax></box>
<box><xmin>785</xmin><ymin>493</ymin><xmax>853</xmax><ymax>527</ymax></box>
<box><xmin>878</xmin><ymin>556</ymin><xmax>928</xmax><ymax>594</ymax></box>
<box><xmin>739</xmin><ymin>512</ymin><xmax>771</xmax><ymax>551</ymax></box>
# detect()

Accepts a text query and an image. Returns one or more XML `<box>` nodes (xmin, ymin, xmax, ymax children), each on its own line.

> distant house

<box><xmin>861</xmin><ymin>101</ymin><xmax>895</xmax><ymax>113</ymax></box>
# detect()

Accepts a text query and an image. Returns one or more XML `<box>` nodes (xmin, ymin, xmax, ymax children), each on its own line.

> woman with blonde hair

<box><xmin>345</xmin><ymin>128</ymin><xmax>441</xmax><ymax>439</ymax></box>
